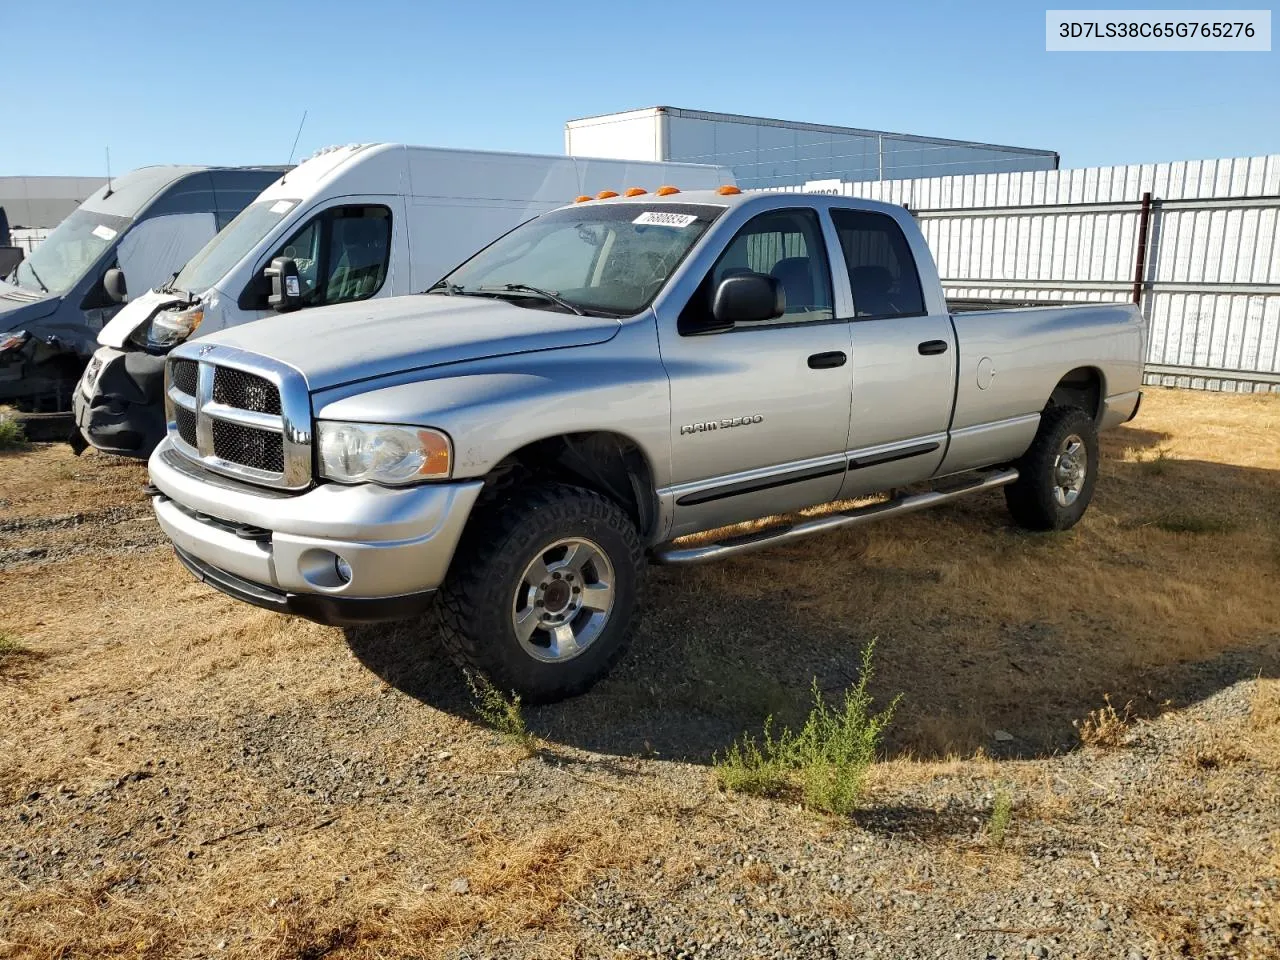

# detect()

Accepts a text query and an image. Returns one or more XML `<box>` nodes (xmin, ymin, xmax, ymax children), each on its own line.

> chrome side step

<box><xmin>652</xmin><ymin>468</ymin><xmax>1019</xmax><ymax>565</ymax></box>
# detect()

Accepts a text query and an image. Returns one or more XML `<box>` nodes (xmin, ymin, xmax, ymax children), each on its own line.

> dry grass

<box><xmin>1074</xmin><ymin>695</ymin><xmax>1136</xmax><ymax>748</ymax></box>
<box><xmin>0</xmin><ymin>387</ymin><xmax>1278</xmax><ymax>957</ymax></box>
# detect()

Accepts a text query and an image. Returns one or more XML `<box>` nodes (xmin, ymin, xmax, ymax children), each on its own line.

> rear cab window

<box><xmin>829</xmin><ymin>208</ymin><xmax>926</xmax><ymax>319</ymax></box>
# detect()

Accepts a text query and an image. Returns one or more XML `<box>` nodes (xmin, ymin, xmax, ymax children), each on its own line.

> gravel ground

<box><xmin>554</xmin><ymin>679</ymin><xmax>1279</xmax><ymax>960</ymax></box>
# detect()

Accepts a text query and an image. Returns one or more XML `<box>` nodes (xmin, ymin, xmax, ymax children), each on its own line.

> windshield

<box><xmin>6</xmin><ymin>209</ymin><xmax>131</xmax><ymax>296</ymax></box>
<box><xmin>437</xmin><ymin>202</ymin><xmax>725</xmax><ymax>317</ymax></box>
<box><xmin>172</xmin><ymin>198</ymin><xmax>299</xmax><ymax>294</ymax></box>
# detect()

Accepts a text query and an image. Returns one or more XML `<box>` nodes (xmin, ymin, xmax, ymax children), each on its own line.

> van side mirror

<box><xmin>712</xmin><ymin>273</ymin><xmax>784</xmax><ymax>326</ymax></box>
<box><xmin>264</xmin><ymin>256</ymin><xmax>303</xmax><ymax>312</ymax></box>
<box><xmin>103</xmin><ymin>268</ymin><xmax>128</xmax><ymax>304</ymax></box>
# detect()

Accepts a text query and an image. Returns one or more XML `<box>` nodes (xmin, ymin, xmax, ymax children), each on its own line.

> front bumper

<box><xmin>149</xmin><ymin>437</ymin><xmax>485</xmax><ymax>624</ymax></box>
<box><xmin>173</xmin><ymin>546</ymin><xmax>437</xmax><ymax>626</ymax></box>
<box><xmin>73</xmin><ymin>346</ymin><xmax>167</xmax><ymax>457</ymax></box>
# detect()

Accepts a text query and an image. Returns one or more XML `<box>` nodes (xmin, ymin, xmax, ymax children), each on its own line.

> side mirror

<box><xmin>264</xmin><ymin>256</ymin><xmax>303</xmax><ymax>312</ymax></box>
<box><xmin>712</xmin><ymin>273</ymin><xmax>785</xmax><ymax>326</ymax></box>
<box><xmin>103</xmin><ymin>267</ymin><xmax>128</xmax><ymax>304</ymax></box>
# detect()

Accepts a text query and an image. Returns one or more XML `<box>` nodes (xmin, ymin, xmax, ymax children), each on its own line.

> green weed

<box><xmin>0</xmin><ymin>416</ymin><xmax>27</xmax><ymax>451</ymax></box>
<box><xmin>466</xmin><ymin>671</ymin><xmax>539</xmax><ymax>757</ymax></box>
<box><xmin>716</xmin><ymin>639</ymin><xmax>901</xmax><ymax>815</ymax></box>
<box><xmin>988</xmin><ymin>787</ymin><xmax>1013</xmax><ymax>848</ymax></box>
<box><xmin>1152</xmin><ymin>512</ymin><xmax>1234</xmax><ymax>535</ymax></box>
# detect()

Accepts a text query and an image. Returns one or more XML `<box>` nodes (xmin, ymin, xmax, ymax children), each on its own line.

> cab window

<box><xmin>679</xmin><ymin>208</ymin><xmax>834</xmax><ymax>334</ymax></box>
<box><xmin>829</xmin><ymin>209</ymin><xmax>925</xmax><ymax>319</ymax></box>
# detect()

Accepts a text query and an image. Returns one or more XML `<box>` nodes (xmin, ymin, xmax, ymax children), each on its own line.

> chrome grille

<box><xmin>163</xmin><ymin>345</ymin><xmax>311</xmax><ymax>490</ymax></box>
<box><xmin>170</xmin><ymin>359</ymin><xmax>198</xmax><ymax>396</ymax></box>
<box><xmin>174</xmin><ymin>405</ymin><xmax>198</xmax><ymax>447</ymax></box>
<box><xmin>213</xmin><ymin>367</ymin><xmax>281</xmax><ymax>415</ymax></box>
<box><xmin>212</xmin><ymin>420</ymin><xmax>284</xmax><ymax>473</ymax></box>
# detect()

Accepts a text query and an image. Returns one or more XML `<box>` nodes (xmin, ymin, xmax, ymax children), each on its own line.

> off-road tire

<box><xmin>435</xmin><ymin>483</ymin><xmax>646</xmax><ymax>704</ymax></box>
<box><xmin>1004</xmin><ymin>405</ymin><xmax>1099</xmax><ymax>531</ymax></box>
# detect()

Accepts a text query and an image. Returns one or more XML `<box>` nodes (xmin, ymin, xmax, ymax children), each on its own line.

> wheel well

<box><xmin>480</xmin><ymin>432</ymin><xmax>658</xmax><ymax>538</ymax></box>
<box><xmin>1047</xmin><ymin>367</ymin><xmax>1103</xmax><ymax>422</ymax></box>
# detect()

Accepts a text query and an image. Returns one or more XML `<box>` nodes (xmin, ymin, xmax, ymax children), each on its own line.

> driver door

<box><xmin>657</xmin><ymin>208</ymin><xmax>854</xmax><ymax>539</ymax></box>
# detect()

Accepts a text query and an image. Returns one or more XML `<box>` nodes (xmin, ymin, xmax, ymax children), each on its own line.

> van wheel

<box><xmin>1004</xmin><ymin>405</ymin><xmax>1099</xmax><ymax>531</ymax></box>
<box><xmin>435</xmin><ymin>483</ymin><xmax>645</xmax><ymax>704</ymax></box>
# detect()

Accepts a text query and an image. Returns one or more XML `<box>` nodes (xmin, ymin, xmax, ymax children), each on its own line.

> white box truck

<box><xmin>75</xmin><ymin>142</ymin><xmax>733</xmax><ymax>456</ymax></box>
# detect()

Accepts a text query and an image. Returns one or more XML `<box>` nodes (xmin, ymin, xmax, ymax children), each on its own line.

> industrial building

<box><xmin>565</xmin><ymin>106</ymin><xmax>1059</xmax><ymax>189</ymax></box>
<box><xmin>0</xmin><ymin>176</ymin><xmax>106</xmax><ymax>228</ymax></box>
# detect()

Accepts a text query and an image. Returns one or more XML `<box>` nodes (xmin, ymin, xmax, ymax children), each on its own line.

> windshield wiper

<box><xmin>23</xmin><ymin>262</ymin><xmax>49</xmax><ymax>293</ymax></box>
<box><xmin>424</xmin><ymin>279</ymin><xmax>466</xmax><ymax>296</ymax></box>
<box><xmin>159</xmin><ymin>271</ymin><xmax>181</xmax><ymax>295</ymax></box>
<box><xmin>486</xmin><ymin>283</ymin><xmax>585</xmax><ymax>316</ymax></box>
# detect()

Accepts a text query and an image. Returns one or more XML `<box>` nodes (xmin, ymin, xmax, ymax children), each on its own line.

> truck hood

<box><xmin>201</xmin><ymin>294</ymin><xmax>622</xmax><ymax>391</ymax></box>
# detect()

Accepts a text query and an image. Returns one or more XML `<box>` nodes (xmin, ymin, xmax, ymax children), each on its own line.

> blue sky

<box><xmin>5</xmin><ymin>0</ymin><xmax>1277</xmax><ymax>176</ymax></box>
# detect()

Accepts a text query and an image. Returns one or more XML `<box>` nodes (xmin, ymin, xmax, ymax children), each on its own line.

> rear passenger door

<box><xmin>830</xmin><ymin>208</ymin><xmax>956</xmax><ymax>499</ymax></box>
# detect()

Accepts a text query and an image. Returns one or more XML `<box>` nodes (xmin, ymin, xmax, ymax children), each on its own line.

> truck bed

<box><xmin>947</xmin><ymin>296</ymin><xmax>1084</xmax><ymax>313</ymax></box>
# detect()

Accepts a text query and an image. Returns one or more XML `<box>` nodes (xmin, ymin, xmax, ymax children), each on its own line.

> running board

<box><xmin>652</xmin><ymin>468</ymin><xmax>1019</xmax><ymax>565</ymax></box>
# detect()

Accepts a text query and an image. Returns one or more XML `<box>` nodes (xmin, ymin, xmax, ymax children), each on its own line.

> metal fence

<box><xmin>8</xmin><ymin>228</ymin><xmax>49</xmax><ymax>255</ymax></box>
<box><xmin>768</xmin><ymin>155</ymin><xmax>1280</xmax><ymax>393</ymax></box>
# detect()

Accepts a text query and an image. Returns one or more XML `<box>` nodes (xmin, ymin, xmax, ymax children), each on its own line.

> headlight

<box><xmin>139</xmin><ymin>304</ymin><xmax>204</xmax><ymax>349</ymax></box>
<box><xmin>0</xmin><ymin>330</ymin><xmax>29</xmax><ymax>353</ymax></box>
<box><xmin>317</xmin><ymin>421</ymin><xmax>452</xmax><ymax>485</ymax></box>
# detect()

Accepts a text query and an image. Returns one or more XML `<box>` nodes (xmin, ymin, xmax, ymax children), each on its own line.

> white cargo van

<box><xmin>76</xmin><ymin>142</ymin><xmax>732</xmax><ymax>456</ymax></box>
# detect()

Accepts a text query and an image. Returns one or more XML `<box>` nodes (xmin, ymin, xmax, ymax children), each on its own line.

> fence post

<box><xmin>1132</xmin><ymin>191</ymin><xmax>1153</xmax><ymax>306</ymax></box>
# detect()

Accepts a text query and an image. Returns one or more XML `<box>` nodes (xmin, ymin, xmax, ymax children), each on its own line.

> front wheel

<box><xmin>435</xmin><ymin>483</ymin><xmax>645</xmax><ymax>704</ymax></box>
<box><xmin>1004</xmin><ymin>405</ymin><xmax>1099</xmax><ymax>531</ymax></box>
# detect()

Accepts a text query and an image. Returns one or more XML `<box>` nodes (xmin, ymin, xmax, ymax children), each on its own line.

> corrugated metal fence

<box><xmin>770</xmin><ymin>155</ymin><xmax>1280</xmax><ymax>393</ymax></box>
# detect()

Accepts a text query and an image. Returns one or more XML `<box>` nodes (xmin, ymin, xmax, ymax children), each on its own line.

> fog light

<box><xmin>334</xmin><ymin>556</ymin><xmax>353</xmax><ymax>583</ymax></box>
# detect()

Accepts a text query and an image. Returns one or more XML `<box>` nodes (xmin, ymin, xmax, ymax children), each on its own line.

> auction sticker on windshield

<box><xmin>92</xmin><ymin>225</ymin><xmax>118</xmax><ymax>241</ymax></box>
<box><xmin>633</xmin><ymin>212</ymin><xmax>698</xmax><ymax>228</ymax></box>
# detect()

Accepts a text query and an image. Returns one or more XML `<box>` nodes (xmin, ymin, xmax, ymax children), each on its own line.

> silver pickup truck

<box><xmin>148</xmin><ymin>188</ymin><xmax>1146</xmax><ymax>702</ymax></box>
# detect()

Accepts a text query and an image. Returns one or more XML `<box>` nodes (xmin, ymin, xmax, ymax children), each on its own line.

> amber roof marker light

<box><xmin>596</xmin><ymin>190</ymin><xmax>619</xmax><ymax>200</ymax></box>
<box><xmin>574</xmin><ymin>195</ymin><xmax>592</xmax><ymax>203</ymax></box>
<box><xmin>624</xmin><ymin>187</ymin><xmax>647</xmax><ymax>197</ymax></box>
<box><xmin>655</xmin><ymin>185</ymin><xmax>680</xmax><ymax>196</ymax></box>
<box><xmin>717</xmin><ymin>185</ymin><xmax>742</xmax><ymax>195</ymax></box>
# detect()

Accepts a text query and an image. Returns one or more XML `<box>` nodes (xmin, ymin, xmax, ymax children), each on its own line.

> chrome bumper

<box><xmin>148</xmin><ymin>437</ymin><xmax>484</xmax><ymax>614</ymax></box>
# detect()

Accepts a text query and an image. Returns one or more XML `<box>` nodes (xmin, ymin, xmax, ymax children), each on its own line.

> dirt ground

<box><xmin>1</xmin><ymin>388</ymin><xmax>1278</xmax><ymax>959</ymax></box>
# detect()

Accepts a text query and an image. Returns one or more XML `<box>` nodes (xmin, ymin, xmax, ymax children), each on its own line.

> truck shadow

<box><xmin>344</xmin><ymin>419</ymin><xmax>1280</xmax><ymax>764</ymax></box>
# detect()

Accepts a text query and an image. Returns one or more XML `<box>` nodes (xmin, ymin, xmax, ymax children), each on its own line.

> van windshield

<box><xmin>434</xmin><ymin>202</ymin><xmax>725</xmax><ymax>317</ymax></box>
<box><xmin>6</xmin><ymin>209</ymin><xmax>132</xmax><ymax>296</ymax></box>
<box><xmin>173</xmin><ymin>199</ymin><xmax>299</xmax><ymax>295</ymax></box>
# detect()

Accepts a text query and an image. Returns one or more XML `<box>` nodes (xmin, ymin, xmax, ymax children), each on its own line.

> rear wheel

<box><xmin>1004</xmin><ymin>405</ymin><xmax>1099</xmax><ymax>531</ymax></box>
<box><xmin>435</xmin><ymin>483</ymin><xmax>645</xmax><ymax>704</ymax></box>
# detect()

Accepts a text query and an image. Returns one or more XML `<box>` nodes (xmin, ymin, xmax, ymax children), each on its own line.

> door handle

<box><xmin>918</xmin><ymin>340</ymin><xmax>949</xmax><ymax>356</ymax></box>
<box><xmin>808</xmin><ymin>351</ymin><xmax>848</xmax><ymax>369</ymax></box>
